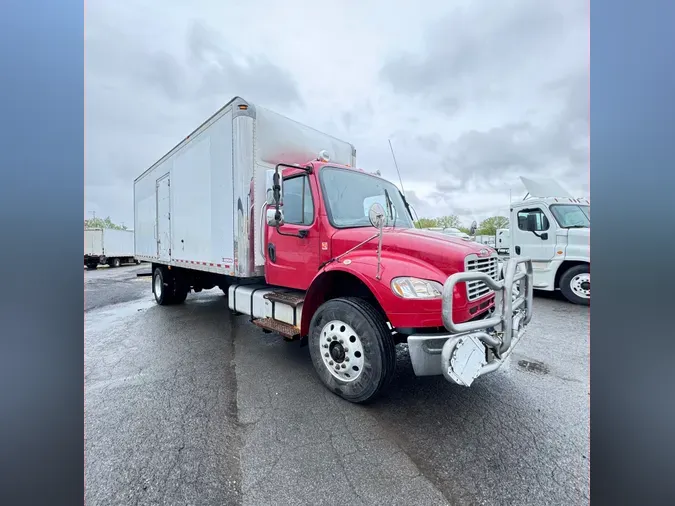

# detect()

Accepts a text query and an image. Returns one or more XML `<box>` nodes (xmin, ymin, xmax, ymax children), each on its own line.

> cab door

<box><xmin>264</xmin><ymin>173</ymin><xmax>321</xmax><ymax>290</ymax></box>
<box><xmin>512</xmin><ymin>206</ymin><xmax>557</xmax><ymax>262</ymax></box>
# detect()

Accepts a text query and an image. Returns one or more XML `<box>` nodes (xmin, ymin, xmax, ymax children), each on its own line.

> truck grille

<box><xmin>465</xmin><ymin>254</ymin><xmax>499</xmax><ymax>301</ymax></box>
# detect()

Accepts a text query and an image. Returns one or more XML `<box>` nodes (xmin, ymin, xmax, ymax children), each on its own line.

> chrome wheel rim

<box><xmin>154</xmin><ymin>273</ymin><xmax>162</xmax><ymax>298</ymax></box>
<box><xmin>570</xmin><ymin>273</ymin><xmax>590</xmax><ymax>299</ymax></box>
<box><xmin>319</xmin><ymin>320</ymin><xmax>365</xmax><ymax>382</ymax></box>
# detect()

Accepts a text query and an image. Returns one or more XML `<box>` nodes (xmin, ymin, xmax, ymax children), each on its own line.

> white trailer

<box><xmin>133</xmin><ymin>96</ymin><xmax>356</xmax><ymax>281</ymax></box>
<box><xmin>84</xmin><ymin>228</ymin><xmax>136</xmax><ymax>269</ymax></box>
<box><xmin>473</xmin><ymin>234</ymin><xmax>496</xmax><ymax>248</ymax></box>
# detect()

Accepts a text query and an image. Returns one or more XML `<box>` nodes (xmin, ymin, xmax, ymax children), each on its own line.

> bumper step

<box><xmin>263</xmin><ymin>291</ymin><xmax>305</xmax><ymax>308</ymax></box>
<box><xmin>252</xmin><ymin>318</ymin><xmax>301</xmax><ymax>340</ymax></box>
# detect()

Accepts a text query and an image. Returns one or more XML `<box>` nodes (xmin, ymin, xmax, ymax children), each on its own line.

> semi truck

<box><xmin>84</xmin><ymin>228</ymin><xmax>136</xmax><ymax>269</ymax></box>
<box><xmin>498</xmin><ymin>177</ymin><xmax>590</xmax><ymax>305</ymax></box>
<box><xmin>133</xmin><ymin>96</ymin><xmax>534</xmax><ymax>403</ymax></box>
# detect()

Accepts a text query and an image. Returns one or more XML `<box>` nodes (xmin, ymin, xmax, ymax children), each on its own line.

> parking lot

<box><xmin>85</xmin><ymin>264</ymin><xmax>589</xmax><ymax>506</ymax></box>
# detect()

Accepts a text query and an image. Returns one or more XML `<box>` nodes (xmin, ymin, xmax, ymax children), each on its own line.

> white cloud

<box><xmin>85</xmin><ymin>0</ymin><xmax>588</xmax><ymax>227</ymax></box>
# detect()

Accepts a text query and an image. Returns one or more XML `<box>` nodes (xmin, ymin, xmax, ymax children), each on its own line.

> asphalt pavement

<box><xmin>85</xmin><ymin>264</ymin><xmax>589</xmax><ymax>506</ymax></box>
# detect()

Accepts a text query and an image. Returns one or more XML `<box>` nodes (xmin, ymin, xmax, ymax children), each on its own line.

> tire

<box><xmin>173</xmin><ymin>280</ymin><xmax>189</xmax><ymax>304</ymax></box>
<box><xmin>111</xmin><ymin>258</ymin><xmax>121</xmax><ymax>268</ymax></box>
<box><xmin>152</xmin><ymin>267</ymin><xmax>175</xmax><ymax>305</ymax></box>
<box><xmin>559</xmin><ymin>265</ymin><xmax>590</xmax><ymax>306</ymax></box>
<box><xmin>86</xmin><ymin>264</ymin><xmax>97</xmax><ymax>270</ymax></box>
<box><xmin>308</xmin><ymin>297</ymin><xmax>396</xmax><ymax>404</ymax></box>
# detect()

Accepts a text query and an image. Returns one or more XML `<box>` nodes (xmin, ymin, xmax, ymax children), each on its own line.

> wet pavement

<box><xmin>85</xmin><ymin>264</ymin><xmax>589</xmax><ymax>505</ymax></box>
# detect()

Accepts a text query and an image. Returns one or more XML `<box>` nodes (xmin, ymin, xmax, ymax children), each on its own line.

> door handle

<box><xmin>515</xmin><ymin>246</ymin><xmax>521</xmax><ymax>255</ymax></box>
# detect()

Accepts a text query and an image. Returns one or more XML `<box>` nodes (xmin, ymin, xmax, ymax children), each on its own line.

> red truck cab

<box><xmin>264</xmin><ymin>160</ymin><xmax>499</xmax><ymax>335</ymax></box>
<box><xmin>246</xmin><ymin>155</ymin><xmax>533</xmax><ymax>403</ymax></box>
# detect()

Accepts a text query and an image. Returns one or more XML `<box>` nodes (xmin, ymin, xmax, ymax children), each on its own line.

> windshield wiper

<box><xmin>383</xmin><ymin>189</ymin><xmax>394</xmax><ymax>226</ymax></box>
<box><xmin>566</xmin><ymin>224</ymin><xmax>588</xmax><ymax>228</ymax></box>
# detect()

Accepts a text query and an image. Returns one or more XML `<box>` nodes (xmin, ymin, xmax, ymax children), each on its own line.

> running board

<box><xmin>263</xmin><ymin>291</ymin><xmax>305</xmax><ymax>308</ymax></box>
<box><xmin>252</xmin><ymin>318</ymin><xmax>301</xmax><ymax>340</ymax></box>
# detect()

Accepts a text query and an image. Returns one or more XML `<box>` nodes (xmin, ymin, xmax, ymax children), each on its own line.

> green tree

<box><xmin>477</xmin><ymin>216</ymin><xmax>509</xmax><ymax>235</ymax></box>
<box><xmin>84</xmin><ymin>216</ymin><xmax>127</xmax><ymax>230</ymax></box>
<box><xmin>415</xmin><ymin>217</ymin><xmax>439</xmax><ymax>229</ymax></box>
<box><xmin>435</xmin><ymin>215</ymin><xmax>462</xmax><ymax>229</ymax></box>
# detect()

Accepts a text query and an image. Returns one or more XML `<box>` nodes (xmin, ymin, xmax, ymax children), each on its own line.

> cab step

<box><xmin>252</xmin><ymin>318</ymin><xmax>301</xmax><ymax>340</ymax></box>
<box><xmin>263</xmin><ymin>291</ymin><xmax>305</xmax><ymax>308</ymax></box>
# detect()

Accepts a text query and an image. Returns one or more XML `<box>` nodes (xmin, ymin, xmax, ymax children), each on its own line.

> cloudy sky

<box><xmin>85</xmin><ymin>0</ymin><xmax>589</xmax><ymax>228</ymax></box>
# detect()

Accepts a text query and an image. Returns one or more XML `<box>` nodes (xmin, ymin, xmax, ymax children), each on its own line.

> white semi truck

<box><xmin>499</xmin><ymin>177</ymin><xmax>590</xmax><ymax>305</ymax></box>
<box><xmin>84</xmin><ymin>228</ymin><xmax>136</xmax><ymax>269</ymax></box>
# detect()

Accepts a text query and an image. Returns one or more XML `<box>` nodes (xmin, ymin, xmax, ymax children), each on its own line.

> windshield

<box><xmin>319</xmin><ymin>167</ymin><xmax>414</xmax><ymax>229</ymax></box>
<box><xmin>550</xmin><ymin>205</ymin><xmax>590</xmax><ymax>228</ymax></box>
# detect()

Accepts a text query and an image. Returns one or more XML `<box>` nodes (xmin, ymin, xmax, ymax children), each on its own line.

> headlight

<box><xmin>391</xmin><ymin>277</ymin><xmax>443</xmax><ymax>299</ymax></box>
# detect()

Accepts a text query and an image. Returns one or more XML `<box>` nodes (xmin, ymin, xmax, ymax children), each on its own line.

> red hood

<box><xmin>330</xmin><ymin>227</ymin><xmax>493</xmax><ymax>277</ymax></box>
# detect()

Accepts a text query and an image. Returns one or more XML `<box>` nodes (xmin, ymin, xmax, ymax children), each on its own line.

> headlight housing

<box><xmin>391</xmin><ymin>277</ymin><xmax>443</xmax><ymax>299</ymax></box>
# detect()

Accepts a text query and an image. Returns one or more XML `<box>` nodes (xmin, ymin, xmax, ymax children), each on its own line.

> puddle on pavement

<box><xmin>517</xmin><ymin>359</ymin><xmax>550</xmax><ymax>375</ymax></box>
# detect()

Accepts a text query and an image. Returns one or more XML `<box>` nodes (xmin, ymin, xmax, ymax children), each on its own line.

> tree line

<box><xmin>84</xmin><ymin>216</ymin><xmax>128</xmax><ymax>230</ymax></box>
<box><xmin>83</xmin><ymin>214</ymin><xmax>509</xmax><ymax>237</ymax></box>
<box><xmin>415</xmin><ymin>215</ymin><xmax>509</xmax><ymax>236</ymax></box>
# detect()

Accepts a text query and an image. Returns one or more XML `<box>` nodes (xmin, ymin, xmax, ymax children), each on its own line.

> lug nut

<box><xmin>323</xmin><ymin>344</ymin><xmax>328</xmax><ymax>348</ymax></box>
<box><xmin>339</xmin><ymin>339</ymin><xmax>344</xmax><ymax>344</ymax></box>
<box><xmin>329</xmin><ymin>361</ymin><xmax>334</xmax><ymax>366</ymax></box>
<box><xmin>343</xmin><ymin>348</ymin><xmax>348</xmax><ymax>352</ymax></box>
<box><xmin>341</xmin><ymin>364</ymin><xmax>346</xmax><ymax>369</ymax></box>
<box><xmin>345</xmin><ymin>357</ymin><xmax>349</xmax><ymax>362</ymax></box>
<box><xmin>324</xmin><ymin>353</ymin><xmax>329</xmax><ymax>357</ymax></box>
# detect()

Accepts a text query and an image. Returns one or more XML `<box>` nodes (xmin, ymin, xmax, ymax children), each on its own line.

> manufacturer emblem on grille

<box><xmin>478</xmin><ymin>249</ymin><xmax>490</xmax><ymax>257</ymax></box>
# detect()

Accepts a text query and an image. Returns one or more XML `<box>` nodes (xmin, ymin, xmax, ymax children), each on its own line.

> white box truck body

<box><xmin>133</xmin><ymin>96</ymin><xmax>356</xmax><ymax>278</ymax></box>
<box><xmin>84</xmin><ymin>228</ymin><xmax>135</xmax><ymax>269</ymax></box>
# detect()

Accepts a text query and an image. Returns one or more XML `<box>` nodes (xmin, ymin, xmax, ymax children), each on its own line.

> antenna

<box><xmin>388</xmin><ymin>139</ymin><xmax>406</xmax><ymax>196</ymax></box>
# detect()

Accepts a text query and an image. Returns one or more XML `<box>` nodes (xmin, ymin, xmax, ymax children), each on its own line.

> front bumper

<box><xmin>407</xmin><ymin>257</ymin><xmax>534</xmax><ymax>387</ymax></box>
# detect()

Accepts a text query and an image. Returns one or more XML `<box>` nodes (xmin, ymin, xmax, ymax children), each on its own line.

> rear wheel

<box><xmin>560</xmin><ymin>265</ymin><xmax>590</xmax><ymax>305</ymax></box>
<box><xmin>308</xmin><ymin>297</ymin><xmax>396</xmax><ymax>404</ymax></box>
<box><xmin>153</xmin><ymin>267</ymin><xmax>172</xmax><ymax>305</ymax></box>
<box><xmin>111</xmin><ymin>258</ymin><xmax>121</xmax><ymax>268</ymax></box>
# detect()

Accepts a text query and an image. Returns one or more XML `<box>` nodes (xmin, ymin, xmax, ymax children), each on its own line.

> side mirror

<box><xmin>368</xmin><ymin>202</ymin><xmax>386</xmax><ymax>229</ymax></box>
<box><xmin>266</xmin><ymin>169</ymin><xmax>282</xmax><ymax>206</ymax></box>
<box><xmin>267</xmin><ymin>208</ymin><xmax>284</xmax><ymax>227</ymax></box>
<box><xmin>526</xmin><ymin>214</ymin><xmax>538</xmax><ymax>232</ymax></box>
<box><xmin>469</xmin><ymin>220</ymin><xmax>477</xmax><ymax>235</ymax></box>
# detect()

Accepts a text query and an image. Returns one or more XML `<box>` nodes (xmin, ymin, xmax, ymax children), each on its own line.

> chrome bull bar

<box><xmin>406</xmin><ymin>257</ymin><xmax>534</xmax><ymax>386</ymax></box>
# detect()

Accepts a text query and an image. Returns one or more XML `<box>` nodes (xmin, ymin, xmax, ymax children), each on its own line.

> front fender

<box><xmin>300</xmin><ymin>251</ymin><xmax>455</xmax><ymax>335</ymax></box>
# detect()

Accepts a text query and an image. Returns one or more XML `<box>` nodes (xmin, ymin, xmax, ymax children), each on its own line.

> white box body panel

<box><xmin>133</xmin><ymin>96</ymin><xmax>356</xmax><ymax>278</ymax></box>
<box><xmin>84</xmin><ymin>229</ymin><xmax>103</xmax><ymax>256</ymax></box>
<box><xmin>85</xmin><ymin>228</ymin><xmax>134</xmax><ymax>257</ymax></box>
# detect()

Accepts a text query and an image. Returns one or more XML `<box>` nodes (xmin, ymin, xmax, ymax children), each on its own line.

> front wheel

<box><xmin>308</xmin><ymin>297</ymin><xmax>396</xmax><ymax>404</ymax></box>
<box><xmin>560</xmin><ymin>265</ymin><xmax>590</xmax><ymax>305</ymax></box>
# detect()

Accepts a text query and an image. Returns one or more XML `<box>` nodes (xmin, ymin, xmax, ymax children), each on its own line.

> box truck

<box><xmin>133</xmin><ymin>97</ymin><xmax>534</xmax><ymax>403</ymax></box>
<box><xmin>84</xmin><ymin>228</ymin><xmax>136</xmax><ymax>269</ymax></box>
<box><xmin>497</xmin><ymin>177</ymin><xmax>590</xmax><ymax>305</ymax></box>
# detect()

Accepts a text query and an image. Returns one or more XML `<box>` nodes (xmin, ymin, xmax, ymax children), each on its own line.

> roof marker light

<box><xmin>317</xmin><ymin>150</ymin><xmax>330</xmax><ymax>162</ymax></box>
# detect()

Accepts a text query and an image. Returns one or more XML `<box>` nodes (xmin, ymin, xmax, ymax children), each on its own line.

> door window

<box><xmin>283</xmin><ymin>176</ymin><xmax>314</xmax><ymax>225</ymax></box>
<box><xmin>517</xmin><ymin>208</ymin><xmax>550</xmax><ymax>232</ymax></box>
